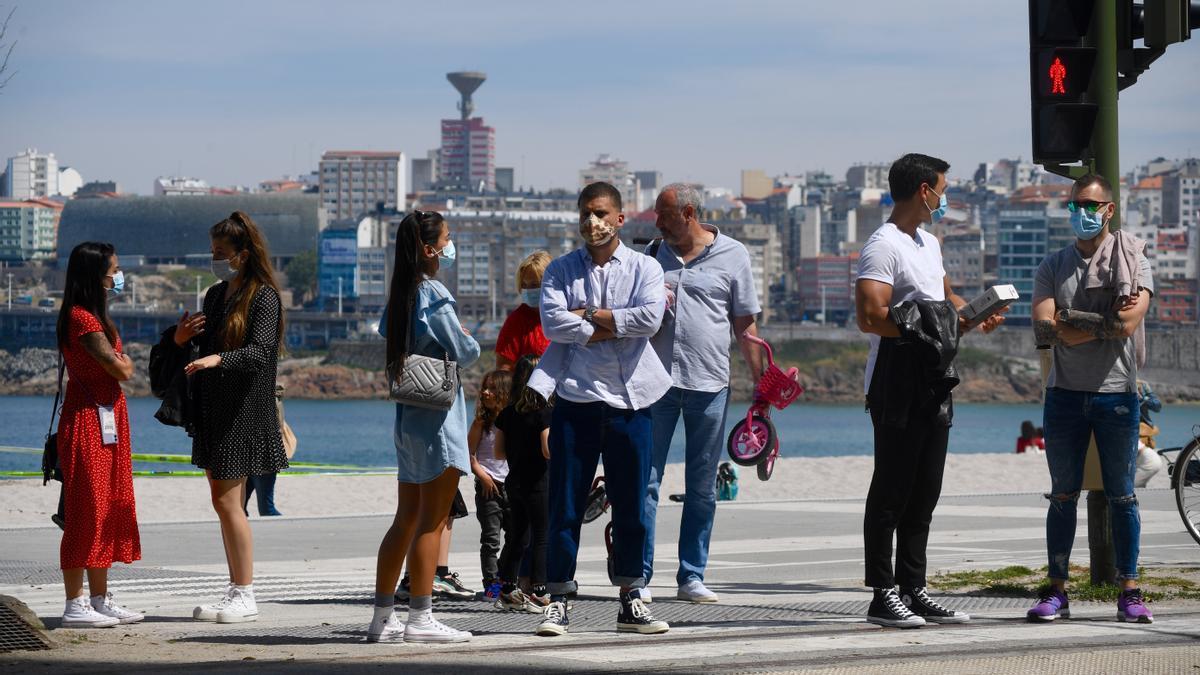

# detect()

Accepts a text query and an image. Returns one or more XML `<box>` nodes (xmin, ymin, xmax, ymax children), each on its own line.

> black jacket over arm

<box><xmin>149</xmin><ymin>325</ymin><xmax>200</xmax><ymax>435</ymax></box>
<box><xmin>866</xmin><ymin>300</ymin><xmax>961</xmax><ymax>429</ymax></box>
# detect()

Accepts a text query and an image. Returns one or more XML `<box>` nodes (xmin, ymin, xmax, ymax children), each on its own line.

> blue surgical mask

<box><xmin>926</xmin><ymin>187</ymin><xmax>948</xmax><ymax>223</ymax></box>
<box><xmin>437</xmin><ymin>240</ymin><xmax>456</xmax><ymax>269</ymax></box>
<box><xmin>107</xmin><ymin>270</ymin><xmax>124</xmax><ymax>297</ymax></box>
<box><xmin>1070</xmin><ymin>209</ymin><xmax>1106</xmax><ymax>240</ymax></box>
<box><xmin>521</xmin><ymin>288</ymin><xmax>541</xmax><ymax>308</ymax></box>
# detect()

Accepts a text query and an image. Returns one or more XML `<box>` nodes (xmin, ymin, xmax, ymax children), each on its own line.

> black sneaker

<box><xmin>394</xmin><ymin>575</ymin><xmax>411</xmax><ymax>602</ymax></box>
<box><xmin>867</xmin><ymin>588</ymin><xmax>925</xmax><ymax>628</ymax></box>
<box><xmin>900</xmin><ymin>587</ymin><xmax>970</xmax><ymax>624</ymax></box>
<box><xmin>617</xmin><ymin>591</ymin><xmax>669</xmax><ymax>634</ymax></box>
<box><xmin>536</xmin><ymin>600</ymin><xmax>569</xmax><ymax>636</ymax></box>
<box><xmin>433</xmin><ymin>572</ymin><xmax>475</xmax><ymax>600</ymax></box>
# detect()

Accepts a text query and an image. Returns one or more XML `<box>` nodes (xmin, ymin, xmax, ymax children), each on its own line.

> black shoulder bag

<box><xmin>41</xmin><ymin>355</ymin><xmax>66</xmax><ymax>485</ymax></box>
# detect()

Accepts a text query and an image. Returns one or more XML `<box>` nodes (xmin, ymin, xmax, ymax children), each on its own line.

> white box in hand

<box><xmin>961</xmin><ymin>284</ymin><xmax>1019</xmax><ymax>329</ymax></box>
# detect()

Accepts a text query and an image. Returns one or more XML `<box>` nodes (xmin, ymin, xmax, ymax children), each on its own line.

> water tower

<box><xmin>447</xmin><ymin>71</ymin><xmax>486</xmax><ymax>121</ymax></box>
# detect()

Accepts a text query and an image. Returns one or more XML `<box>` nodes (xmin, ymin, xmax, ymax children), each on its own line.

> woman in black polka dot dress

<box><xmin>175</xmin><ymin>211</ymin><xmax>288</xmax><ymax>624</ymax></box>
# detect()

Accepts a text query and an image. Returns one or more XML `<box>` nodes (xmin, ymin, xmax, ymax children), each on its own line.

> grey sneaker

<box><xmin>677</xmin><ymin>580</ymin><xmax>719</xmax><ymax>603</ymax></box>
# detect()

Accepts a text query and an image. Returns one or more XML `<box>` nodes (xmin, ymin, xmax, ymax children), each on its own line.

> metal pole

<box><xmin>1091</xmin><ymin>0</ymin><xmax>1122</xmax><ymax>229</ymax></box>
<box><xmin>195</xmin><ymin>275</ymin><xmax>201</xmax><ymax>312</ymax></box>
<box><xmin>1085</xmin><ymin>0</ymin><xmax>1120</xmax><ymax>587</ymax></box>
<box><xmin>821</xmin><ymin>285</ymin><xmax>827</xmax><ymax>326</ymax></box>
<box><xmin>337</xmin><ymin>276</ymin><xmax>343</xmax><ymax>317</ymax></box>
<box><xmin>6</xmin><ymin>273</ymin><xmax>12</xmax><ymax>310</ymax></box>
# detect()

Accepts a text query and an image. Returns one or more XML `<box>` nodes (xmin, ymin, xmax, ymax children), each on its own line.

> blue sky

<box><xmin>2</xmin><ymin>0</ymin><xmax>1199</xmax><ymax>195</ymax></box>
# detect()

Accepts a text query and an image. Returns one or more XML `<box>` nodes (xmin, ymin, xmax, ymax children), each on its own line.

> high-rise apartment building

<box><xmin>580</xmin><ymin>155</ymin><xmax>641</xmax><ymax>211</ymax></box>
<box><xmin>0</xmin><ymin>198</ymin><xmax>63</xmax><ymax>261</ymax></box>
<box><xmin>5</xmin><ymin>149</ymin><xmax>60</xmax><ymax>200</ymax></box>
<box><xmin>318</xmin><ymin>151</ymin><xmax>406</xmax><ymax>228</ymax></box>
<box><xmin>439</xmin><ymin>118</ymin><xmax>495</xmax><ymax>191</ymax></box>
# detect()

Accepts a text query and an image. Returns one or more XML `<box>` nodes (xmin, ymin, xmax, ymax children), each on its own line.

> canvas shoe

<box><xmin>404</xmin><ymin>614</ymin><xmax>471</xmax><ymax>643</ymax></box>
<box><xmin>193</xmin><ymin>584</ymin><xmax>235</xmax><ymax>621</ymax></box>
<box><xmin>866</xmin><ymin>587</ymin><xmax>925</xmax><ymax>628</ymax></box>
<box><xmin>617</xmin><ymin>591</ymin><xmax>669</xmax><ymax>634</ymax></box>
<box><xmin>1117</xmin><ymin>588</ymin><xmax>1154</xmax><ymax>623</ymax></box>
<box><xmin>677</xmin><ymin>580</ymin><xmax>719</xmax><ymax>603</ymax></box>
<box><xmin>90</xmin><ymin>592</ymin><xmax>144</xmax><ymax>624</ymax></box>
<box><xmin>62</xmin><ymin>595</ymin><xmax>119</xmax><ymax>628</ymax></box>
<box><xmin>535</xmin><ymin>601</ymin><xmax>569</xmax><ymax>636</ymax></box>
<box><xmin>215</xmin><ymin>586</ymin><xmax>258</xmax><ymax>623</ymax></box>
<box><xmin>899</xmin><ymin>587</ymin><xmax>969</xmax><ymax>624</ymax></box>
<box><xmin>366</xmin><ymin>610</ymin><xmax>405</xmax><ymax>643</ymax></box>
<box><xmin>1026</xmin><ymin>587</ymin><xmax>1070</xmax><ymax>622</ymax></box>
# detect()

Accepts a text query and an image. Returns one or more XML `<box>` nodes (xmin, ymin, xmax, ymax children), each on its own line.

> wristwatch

<box><xmin>583</xmin><ymin>305</ymin><xmax>598</xmax><ymax>324</ymax></box>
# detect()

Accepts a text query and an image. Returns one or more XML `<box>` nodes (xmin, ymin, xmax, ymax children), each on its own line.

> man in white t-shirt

<box><xmin>854</xmin><ymin>153</ymin><xmax>1004</xmax><ymax>629</ymax></box>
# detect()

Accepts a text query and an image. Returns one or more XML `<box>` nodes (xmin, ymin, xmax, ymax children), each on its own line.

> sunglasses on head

<box><xmin>1066</xmin><ymin>200</ymin><xmax>1110</xmax><ymax>214</ymax></box>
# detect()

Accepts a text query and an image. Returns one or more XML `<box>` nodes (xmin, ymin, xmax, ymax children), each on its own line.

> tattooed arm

<box><xmin>80</xmin><ymin>332</ymin><xmax>136</xmax><ymax>381</ymax></box>
<box><xmin>1031</xmin><ymin>294</ymin><xmax>1094</xmax><ymax>349</ymax></box>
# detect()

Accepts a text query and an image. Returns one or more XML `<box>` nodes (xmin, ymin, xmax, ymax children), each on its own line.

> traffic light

<box><xmin>1029</xmin><ymin>0</ymin><xmax>1099</xmax><ymax>163</ymax></box>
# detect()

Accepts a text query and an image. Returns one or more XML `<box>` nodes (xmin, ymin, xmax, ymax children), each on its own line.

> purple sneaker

<box><xmin>1117</xmin><ymin>588</ymin><xmax>1153</xmax><ymax>623</ymax></box>
<box><xmin>1027</xmin><ymin>587</ymin><xmax>1070</xmax><ymax>622</ymax></box>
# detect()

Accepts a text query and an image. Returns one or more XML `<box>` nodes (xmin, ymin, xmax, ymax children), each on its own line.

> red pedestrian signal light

<box><xmin>1029</xmin><ymin>0</ymin><xmax>1098</xmax><ymax>163</ymax></box>
<box><xmin>1049</xmin><ymin>56</ymin><xmax>1067</xmax><ymax>94</ymax></box>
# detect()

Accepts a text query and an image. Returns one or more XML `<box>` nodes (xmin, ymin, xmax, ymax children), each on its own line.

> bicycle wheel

<box><xmin>1175</xmin><ymin>438</ymin><xmax>1200</xmax><ymax>547</ymax></box>
<box><xmin>727</xmin><ymin>415</ymin><xmax>776</xmax><ymax>467</ymax></box>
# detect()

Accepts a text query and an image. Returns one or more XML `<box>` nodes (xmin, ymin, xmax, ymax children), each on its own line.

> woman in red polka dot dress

<box><xmin>55</xmin><ymin>242</ymin><xmax>144</xmax><ymax>628</ymax></box>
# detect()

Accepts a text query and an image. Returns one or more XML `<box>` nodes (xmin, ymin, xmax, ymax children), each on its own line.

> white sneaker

<box><xmin>62</xmin><ymin>595</ymin><xmax>119</xmax><ymax>628</ymax></box>
<box><xmin>404</xmin><ymin>615</ymin><xmax>471</xmax><ymax>643</ymax></box>
<box><xmin>90</xmin><ymin>592</ymin><xmax>145</xmax><ymax>624</ymax></box>
<box><xmin>676</xmin><ymin>580</ymin><xmax>719</xmax><ymax>603</ymax></box>
<box><xmin>639</xmin><ymin>587</ymin><xmax>653</xmax><ymax>603</ymax></box>
<box><xmin>193</xmin><ymin>584</ymin><xmax>235</xmax><ymax>621</ymax></box>
<box><xmin>216</xmin><ymin>586</ymin><xmax>258</xmax><ymax>623</ymax></box>
<box><xmin>366</xmin><ymin>610</ymin><xmax>405</xmax><ymax>643</ymax></box>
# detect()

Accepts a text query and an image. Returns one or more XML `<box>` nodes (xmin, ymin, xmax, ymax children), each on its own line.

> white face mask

<box><xmin>211</xmin><ymin>255</ymin><xmax>239</xmax><ymax>282</ymax></box>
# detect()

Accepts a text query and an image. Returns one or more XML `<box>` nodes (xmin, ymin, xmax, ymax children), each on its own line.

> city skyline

<box><xmin>2</xmin><ymin>1</ymin><xmax>1200</xmax><ymax>195</ymax></box>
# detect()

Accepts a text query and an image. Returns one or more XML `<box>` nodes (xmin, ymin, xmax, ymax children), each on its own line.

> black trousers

<box><xmin>474</xmin><ymin>479</ymin><xmax>511</xmax><ymax>581</ymax></box>
<box><xmin>863</xmin><ymin>406</ymin><xmax>950</xmax><ymax>589</ymax></box>
<box><xmin>499</xmin><ymin>475</ymin><xmax>548</xmax><ymax>585</ymax></box>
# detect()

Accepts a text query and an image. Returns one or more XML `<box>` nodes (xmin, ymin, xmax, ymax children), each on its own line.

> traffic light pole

<box><xmin>1085</xmin><ymin>0</ymin><xmax>1121</xmax><ymax>589</ymax></box>
<box><xmin>1092</xmin><ymin>0</ymin><xmax>1122</xmax><ymax>231</ymax></box>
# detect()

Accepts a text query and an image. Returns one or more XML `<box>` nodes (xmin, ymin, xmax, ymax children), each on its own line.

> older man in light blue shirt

<box><xmin>643</xmin><ymin>183</ymin><xmax>763</xmax><ymax>604</ymax></box>
<box><xmin>527</xmin><ymin>181</ymin><xmax>672</xmax><ymax>638</ymax></box>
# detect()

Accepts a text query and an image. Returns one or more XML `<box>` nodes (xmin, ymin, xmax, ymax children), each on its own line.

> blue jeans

<box><xmin>1043</xmin><ymin>387</ymin><xmax>1141</xmax><ymax>581</ymax></box>
<box><xmin>545</xmin><ymin>398</ymin><xmax>653</xmax><ymax>595</ymax></box>
<box><xmin>644</xmin><ymin>386</ymin><xmax>729</xmax><ymax>586</ymax></box>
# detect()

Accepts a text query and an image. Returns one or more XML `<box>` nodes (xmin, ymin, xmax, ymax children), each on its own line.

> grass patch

<box><xmin>929</xmin><ymin>564</ymin><xmax>1200</xmax><ymax>603</ymax></box>
<box><xmin>954</xmin><ymin>346</ymin><xmax>1004</xmax><ymax>369</ymax></box>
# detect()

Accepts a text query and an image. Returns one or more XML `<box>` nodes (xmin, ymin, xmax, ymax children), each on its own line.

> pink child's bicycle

<box><xmin>726</xmin><ymin>332</ymin><xmax>804</xmax><ymax>481</ymax></box>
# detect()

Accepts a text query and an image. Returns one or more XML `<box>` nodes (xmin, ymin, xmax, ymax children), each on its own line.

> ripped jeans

<box><xmin>1043</xmin><ymin>387</ymin><xmax>1141</xmax><ymax>581</ymax></box>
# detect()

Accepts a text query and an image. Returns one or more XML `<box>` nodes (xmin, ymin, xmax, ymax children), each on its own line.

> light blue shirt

<box><xmin>379</xmin><ymin>279</ymin><xmax>481</xmax><ymax>483</ymax></box>
<box><xmin>649</xmin><ymin>225</ymin><xmax>762</xmax><ymax>393</ymax></box>
<box><xmin>529</xmin><ymin>242</ymin><xmax>671</xmax><ymax>410</ymax></box>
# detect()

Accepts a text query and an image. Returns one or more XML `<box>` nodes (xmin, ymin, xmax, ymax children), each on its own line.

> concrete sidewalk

<box><xmin>3</xmin><ymin>489</ymin><xmax>1199</xmax><ymax>672</ymax></box>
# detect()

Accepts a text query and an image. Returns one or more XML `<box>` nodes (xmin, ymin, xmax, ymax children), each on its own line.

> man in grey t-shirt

<box><xmin>642</xmin><ymin>183</ymin><xmax>763</xmax><ymax>604</ymax></box>
<box><xmin>1027</xmin><ymin>173</ymin><xmax>1155</xmax><ymax>625</ymax></box>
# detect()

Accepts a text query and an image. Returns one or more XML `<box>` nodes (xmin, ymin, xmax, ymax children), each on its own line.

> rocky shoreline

<box><xmin>4</xmin><ymin>342</ymin><xmax>1197</xmax><ymax>404</ymax></box>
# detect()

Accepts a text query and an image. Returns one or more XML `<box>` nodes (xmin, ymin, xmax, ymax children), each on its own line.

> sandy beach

<box><xmin>0</xmin><ymin>452</ymin><xmax>1173</xmax><ymax>528</ymax></box>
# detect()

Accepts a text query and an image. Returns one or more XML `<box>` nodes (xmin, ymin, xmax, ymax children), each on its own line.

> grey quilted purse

<box><xmin>387</xmin><ymin>299</ymin><xmax>458</xmax><ymax>411</ymax></box>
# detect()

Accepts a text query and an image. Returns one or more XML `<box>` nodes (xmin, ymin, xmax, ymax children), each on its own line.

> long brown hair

<box><xmin>511</xmin><ymin>354</ymin><xmax>549</xmax><ymax>414</ymax></box>
<box><xmin>476</xmin><ymin>370</ymin><xmax>513</xmax><ymax>432</ymax></box>
<box><xmin>385</xmin><ymin>210</ymin><xmax>445</xmax><ymax>381</ymax></box>
<box><xmin>209</xmin><ymin>211</ymin><xmax>285</xmax><ymax>353</ymax></box>
<box><xmin>58</xmin><ymin>242</ymin><xmax>119</xmax><ymax>349</ymax></box>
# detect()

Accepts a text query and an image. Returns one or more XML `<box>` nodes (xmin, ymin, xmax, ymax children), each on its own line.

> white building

<box><xmin>580</xmin><ymin>154</ymin><xmax>641</xmax><ymax>212</ymax></box>
<box><xmin>5</xmin><ymin>149</ymin><xmax>60</xmax><ymax>199</ymax></box>
<box><xmin>319</xmin><ymin>151</ymin><xmax>406</xmax><ymax>229</ymax></box>
<box><xmin>58</xmin><ymin>167</ymin><xmax>84</xmax><ymax>198</ymax></box>
<box><xmin>154</xmin><ymin>177</ymin><xmax>211</xmax><ymax>196</ymax></box>
<box><xmin>845</xmin><ymin>163</ymin><xmax>889</xmax><ymax>191</ymax></box>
